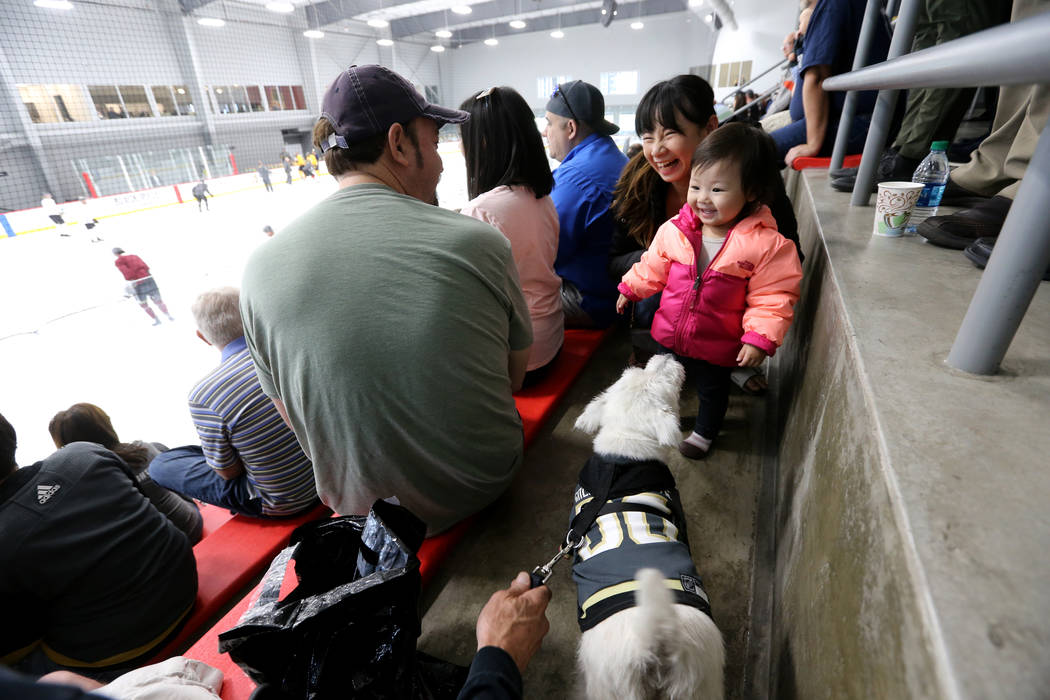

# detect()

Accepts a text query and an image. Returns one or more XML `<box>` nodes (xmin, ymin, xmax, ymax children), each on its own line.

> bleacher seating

<box><xmin>178</xmin><ymin>327</ymin><xmax>611</xmax><ymax>698</ymax></box>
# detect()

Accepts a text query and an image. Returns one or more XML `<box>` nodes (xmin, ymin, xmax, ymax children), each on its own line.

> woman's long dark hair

<box><xmin>459</xmin><ymin>86</ymin><xmax>553</xmax><ymax>201</ymax></box>
<box><xmin>614</xmin><ymin>74</ymin><xmax>717</xmax><ymax>247</ymax></box>
<box><xmin>48</xmin><ymin>402</ymin><xmax>151</xmax><ymax>472</ymax></box>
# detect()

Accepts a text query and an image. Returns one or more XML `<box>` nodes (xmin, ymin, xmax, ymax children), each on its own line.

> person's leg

<box><xmin>678</xmin><ymin>356</ymin><xmax>733</xmax><ymax>458</ymax></box>
<box><xmin>150</xmin><ymin>291</ymin><xmax>173</xmax><ymax>320</ymax></box>
<box><xmin>139</xmin><ymin>301</ymin><xmax>160</xmax><ymax>325</ymax></box>
<box><xmin>148</xmin><ymin>446</ymin><xmax>263</xmax><ymax>516</ymax></box>
<box><xmin>949</xmin><ymin>0</ymin><xmax>1047</xmax><ymax>198</ymax></box>
<box><xmin>769</xmin><ymin>118</ymin><xmax>809</xmax><ymax>161</ymax></box>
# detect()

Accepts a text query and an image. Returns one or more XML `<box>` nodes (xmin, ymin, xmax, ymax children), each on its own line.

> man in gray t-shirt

<box><xmin>240</xmin><ymin>65</ymin><xmax>533</xmax><ymax>534</ymax></box>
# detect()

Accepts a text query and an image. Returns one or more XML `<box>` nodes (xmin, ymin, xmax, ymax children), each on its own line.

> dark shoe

<box><xmin>939</xmin><ymin>177</ymin><xmax>990</xmax><ymax>207</ymax></box>
<box><xmin>829</xmin><ymin>149</ymin><xmax>919</xmax><ymax>193</ymax></box>
<box><xmin>830</xmin><ymin>174</ymin><xmax>873</xmax><ymax>193</ymax></box>
<box><xmin>829</xmin><ymin>166</ymin><xmax>857</xmax><ymax>180</ymax></box>
<box><xmin>964</xmin><ymin>237</ymin><xmax>1050</xmax><ymax>280</ymax></box>
<box><xmin>678</xmin><ymin>439</ymin><xmax>709</xmax><ymax>460</ymax></box>
<box><xmin>917</xmin><ymin>195</ymin><xmax>1011</xmax><ymax>249</ymax></box>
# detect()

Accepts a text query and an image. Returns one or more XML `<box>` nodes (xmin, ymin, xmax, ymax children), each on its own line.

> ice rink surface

<box><xmin>1</xmin><ymin>145</ymin><xmax>472</xmax><ymax>465</ymax></box>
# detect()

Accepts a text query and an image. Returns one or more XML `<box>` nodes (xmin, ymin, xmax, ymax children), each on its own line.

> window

<box><xmin>716</xmin><ymin>61</ymin><xmax>753</xmax><ymax>88</ymax></box>
<box><xmin>600</xmin><ymin>71</ymin><xmax>638</xmax><ymax>96</ymax></box>
<box><xmin>246</xmin><ymin>86</ymin><xmax>265</xmax><ymax>112</ymax></box>
<box><xmin>265</xmin><ymin>85</ymin><xmax>283</xmax><ymax>110</ymax></box>
<box><xmin>537</xmin><ymin>75</ymin><xmax>573</xmax><ymax>100</ymax></box>
<box><xmin>152</xmin><ymin>86</ymin><xmax>177</xmax><ymax>116</ymax></box>
<box><xmin>172</xmin><ymin>86</ymin><xmax>195</xmax><ymax>115</ymax></box>
<box><xmin>211</xmin><ymin>86</ymin><xmax>234</xmax><ymax>114</ymax></box>
<box><xmin>18</xmin><ymin>84</ymin><xmax>92</xmax><ymax>123</ymax></box>
<box><xmin>279</xmin><ymin>86</ymin><xmax>294</xmax><ymax>112</ymax></box>
<box><xmin>291</xmin><ymin>85</ymin><xmax>306</xmax><ymax>110</ymax></box>
<box><xmin>227</xmin><ymin>85</ymin><xmax>250</xmax><ymax>113</ymax></box>
<box><xmin>119</xmin><ymin>86</ymin><xmax>152</xmax><ymax>118</ymax></box>
<box><xmin>89</xmin><ymin>85</ymin><xmax>126</xmax><ymax>119</ymax></box>
<box><xmin>618</xmin><ymin>112</ymin><xmax>635</xmax><ymax>131</ymax></box>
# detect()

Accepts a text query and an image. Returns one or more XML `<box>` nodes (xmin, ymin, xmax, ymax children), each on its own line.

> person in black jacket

<box><xmin>0</xmin><ymin>412</ymin><xmax>197</xmax><ymax>681</ymax></box>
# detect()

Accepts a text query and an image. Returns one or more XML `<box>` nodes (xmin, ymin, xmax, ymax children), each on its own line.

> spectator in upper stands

<box><xmin>148</xmin><ymin>287</ymin><xmax>317</xmax><ymax>518</ymax></box>
<box><xmin>240</xmin><ymin>65</ymin><xmax>532</xmax><ymax>535</ymax></box>
<box><xmin>769</xmin><ymin>0</ymin><xmax>892</xmax><ymax>165</ymax></box>
<box><xmin>608</xmin><ymin>74</ymin><xmax>800</xmax><ymax>394</ymax></box>
<box><xmin>48</xmin><ymin>402</ymin><xmax>203</xmax><ymax>544</ymax></box>
<box><xmin>0</xmin><ymin>411</ymin><xmax>197</xmax><ymax>680</ymax></box>
<box><xmin>917</xmin><ymin>0</ymin><xmax>1047</xmax><ymax>255</ymax></box>
<box><xmin>460</xmin><ymin>86</ymin><xmax>564</xmax><ymax>387</ymax></box>
<box><xmin>830</xmin><ymin>0</ymin><xmax>1005</xmax><ymax>191</ymax></box>
<box><xmin>544</xmin><ymin>80</ymin><xmax>628</xmax><ymax>329</ymax></box>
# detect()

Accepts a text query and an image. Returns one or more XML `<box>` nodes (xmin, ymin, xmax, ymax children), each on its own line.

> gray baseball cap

<box><xmin>319</xmin><ymin>64</ymin><xmax>469</xmax><ymax>153</ymax></box>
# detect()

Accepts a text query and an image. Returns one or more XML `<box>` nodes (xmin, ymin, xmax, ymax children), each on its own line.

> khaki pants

<box><xmin>949</xmin><ymin>0</ymin><xmax>1050</xmax><ymax>199</ymax></box>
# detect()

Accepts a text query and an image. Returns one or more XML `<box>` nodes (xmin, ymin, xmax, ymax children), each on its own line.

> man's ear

<box><xmin>196</xmin><ymin>330</ymin><xmax>212</xmax><ymax>346</ymax></box>
<box><xmin>566</xmin><ymin>118</ymin><xmax>579</xmax><ymax>141</ymax></box>
<box><xmin>387</xmin><ymin>122</ymin><xmax>412</xmax><ymax>167</ymax></box>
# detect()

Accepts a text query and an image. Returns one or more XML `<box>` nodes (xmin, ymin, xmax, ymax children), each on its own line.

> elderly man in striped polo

<box><xmin>148</xmin><ymin>287</ymin><xmax>317</xmax><ymax>517</ymax></box>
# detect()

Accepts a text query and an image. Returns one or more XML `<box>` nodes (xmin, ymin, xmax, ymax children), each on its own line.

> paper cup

<box><xmin>874</xmin><ymin>182</ymin><xmax>924</xmax><ymax>237</ymax></box>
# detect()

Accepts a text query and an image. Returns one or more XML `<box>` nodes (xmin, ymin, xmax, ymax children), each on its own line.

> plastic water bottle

<box><xmin>907</xmin><ymin>141</ymin><xmax>950</xmax><ymax>231</ymax></box>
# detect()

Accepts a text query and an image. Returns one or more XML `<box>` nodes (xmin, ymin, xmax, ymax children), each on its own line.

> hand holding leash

<box><xmin>529</xmin><ymin>535</ymin><xmax>583</xmax><ymax>588</ymax></box>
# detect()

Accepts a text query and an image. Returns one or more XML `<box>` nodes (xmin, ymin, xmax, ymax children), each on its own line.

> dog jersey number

<box><xmin>576</xmin><ymin>507</ymin><xmax>678</xmax><ymax>562</ymax></box>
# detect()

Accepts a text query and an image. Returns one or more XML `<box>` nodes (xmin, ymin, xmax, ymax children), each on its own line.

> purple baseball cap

<box><xmin>319</xmin><ymin>64</ymin><xmax>469</xmax><ymax>153</ymax></box>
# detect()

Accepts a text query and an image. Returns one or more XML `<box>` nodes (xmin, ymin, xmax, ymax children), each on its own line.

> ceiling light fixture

<box><xmin>435</xmin><ymin>28</ymin><xmax>452</xmax><ymax>38</ymax></box>
<box><xmin>303</xmin><ymin>5</ymin><xmax>323</xmax><ymax>39</ymax></box>
<box><xmin>631</xmin><ymin>21</ymin><xmax>643</xmax><ymax>29</ymax></box>
<box><xmin>431</xmin><ymin>44</ymin><xmax>446</xmax><ymax>52</ymax></box>
<box><xmin>33</xmin><ymin>0</ymin><xmax>73</xmax><ymax>9</ymax></box>
<box><xmin>450</xmin><ymin>5</ymin><xmax>471</xmax><ymax>14</ymax></box>
<box><xmin>509</xmin><ymin>19</ymin><xmax>526</xmax><ymax>29</ymax></box>
<box><xmin>197</xmin><ymin>17</ymin><xmax>225</xmax><ymax>26</ymax></box>
<box><xmin>377</xmin><ymin>38</ymin><xmax>394</xmax><ymax>46</ymax></box>
<box><xmin>265</xmin><ymin>2</ymin><xmax>294</xmax><ymax>12</ymax></box>
<box><xmin>484</xmin><ymin>37</ymin><xmax>498</xmax><ymax>46</ymax></box>
<box><xmin>367</xmin><ymin>18</ymin><xmax>389</xmax><ymax>27</ymax></box>
<box><xmin>704</xmin><ymin>12</ymin><xmax>714</xmax><ymax>22</ymax></box>
<box><xmin>550</xmin><ymin>29</ymin><xmax>564</xmax><ymax>38</ymax></box>
<box><xmin>303</xmin><ymin>29</ymin><xmax>324</xmax><ymax>38</ymax></box>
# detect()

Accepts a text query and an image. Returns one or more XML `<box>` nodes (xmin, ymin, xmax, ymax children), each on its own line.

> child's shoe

<box><xmin>678</xmin><ymin>431</ymin><xmax>712</xmax><ymax>460</ymax></box>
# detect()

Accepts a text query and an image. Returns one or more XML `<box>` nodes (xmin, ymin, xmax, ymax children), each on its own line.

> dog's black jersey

<box><xmin>570</xmin><ymin>455</ymin><xmax>712</xmax><ymax>631</ymax></box>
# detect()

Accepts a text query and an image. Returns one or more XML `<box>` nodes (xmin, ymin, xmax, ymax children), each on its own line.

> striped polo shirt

<box><xmin>189</xmin><ymin>336</ymin><xmax>316</xmax><ymax>516</ymax></box>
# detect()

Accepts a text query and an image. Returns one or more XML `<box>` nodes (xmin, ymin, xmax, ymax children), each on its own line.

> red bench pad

<box><xmin>790</xmin><ymin>153</ymin><xmax>862</xmax><ymax>171</ymax></box>
<box><xmin>149</xmin><ymin>503</ymin><xmax>330</xmax><ymax>664</ymax></box>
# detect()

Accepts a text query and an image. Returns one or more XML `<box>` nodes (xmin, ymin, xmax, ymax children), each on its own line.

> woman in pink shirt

<box><xmin>459</xmin><ymin>86</ymin><xmax>564</xmax><ymax>386</ymax></box>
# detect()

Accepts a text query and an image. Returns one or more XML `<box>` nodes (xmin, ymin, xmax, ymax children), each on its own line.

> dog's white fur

<box><xmin>573</xmin><ymin>354</ymin><xmax>725</xmax><ymax>700</ymax></box>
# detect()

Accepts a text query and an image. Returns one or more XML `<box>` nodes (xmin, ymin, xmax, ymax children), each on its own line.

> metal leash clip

<box><xmin>528</xmin><ymin>533</ymin><xmax>585</xmax><ymax>588</ymax></box>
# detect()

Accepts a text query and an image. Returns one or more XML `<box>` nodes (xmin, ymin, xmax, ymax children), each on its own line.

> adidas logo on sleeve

<box><xmin>37</xmin><ymin>483</ymin><xmax>61</xmax><ymax>504</ymax></box>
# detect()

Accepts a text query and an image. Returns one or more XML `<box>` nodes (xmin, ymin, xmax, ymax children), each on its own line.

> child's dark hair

<box><xmin>459</xmin><ymin>86</ymin><xmax>552</xmax><ymax>200</ymax></box>
<box><xmin>691</xmin><ymin>122</ymin><xmax>781</xmax><ymax>218</ymax></box>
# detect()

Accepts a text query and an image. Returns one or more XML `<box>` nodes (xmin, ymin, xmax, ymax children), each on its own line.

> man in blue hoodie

<box><xmin>544</xmin><ymin>81</ymin><xmax>628</xmax><ymax>329</ymax></box>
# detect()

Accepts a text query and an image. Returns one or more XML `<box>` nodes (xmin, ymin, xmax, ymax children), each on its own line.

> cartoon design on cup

<box><xmin>874</xmin><ymin>182</ymin><xmax>924</xmax><ymax>237</ymax></box>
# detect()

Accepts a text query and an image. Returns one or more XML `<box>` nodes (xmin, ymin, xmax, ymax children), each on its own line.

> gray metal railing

<box><xmin>822</xmin><ymin>9</ymin><xmax>1050</xmax><ymax>375</ymax></box>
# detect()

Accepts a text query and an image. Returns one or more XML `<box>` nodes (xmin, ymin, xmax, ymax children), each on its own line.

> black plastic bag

<box><xmin>218</xmin><ymin>500</ymin><xmax>467</xmax><ymax>699</ymax></box>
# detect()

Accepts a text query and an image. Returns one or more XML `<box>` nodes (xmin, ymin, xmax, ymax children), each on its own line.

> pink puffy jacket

<box><xmin>618</xmin><ymin>203</ymin><xmax>802</xmax><ymax>366</ymax></box>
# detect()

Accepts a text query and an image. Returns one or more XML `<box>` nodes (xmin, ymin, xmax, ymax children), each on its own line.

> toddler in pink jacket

<box><xmin>616</xmin><ymin>123</ymin><xmax>803</xmax><ymax>459</ymax></box>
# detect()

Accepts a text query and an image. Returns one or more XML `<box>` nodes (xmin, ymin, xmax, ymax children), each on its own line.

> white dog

<box><xmin>570</xmin><ymin>354</ymin><xmax>725</xmax><ymax>700</ymax></box>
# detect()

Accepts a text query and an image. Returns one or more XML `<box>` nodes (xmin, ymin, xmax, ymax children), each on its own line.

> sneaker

<box><xmin>152</xmin><ymin>318</ymin><xmax>162</xmax><ymax>326</ymax></box>
<box><xmin>829</xmin><ymin>166</ymin><xmax>858</xmax><ymax>180</ymax></box>
<box><xmin>916</xmin><ymin>195</ymin><xmax>1011</xmax><ymax>249</ymax></box>
<box><xmin>829</xmin><ymin>149</ymin><xmax>920</xmax><ymax>193</ymax></box>
<box><xmin>678</xmin><ymin>439</ymin><xmax>709</xmax><ymax>460</ymax></box>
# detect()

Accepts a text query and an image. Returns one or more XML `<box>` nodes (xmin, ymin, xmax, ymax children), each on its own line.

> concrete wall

<box><xmin>768</xmin><ymin>173</ymin><xmax>944</xmax><ymax>698</ymax></box>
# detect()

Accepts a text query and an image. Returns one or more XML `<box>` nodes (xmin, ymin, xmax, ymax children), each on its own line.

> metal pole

<box><xmin>830</xmin><ymin>0</ymin><xmax>885</xmax><ymax>170</ymax></box>
<box><xmin>946</xmin><ymin>127</ymin><xmax>1050</xmax><ymax>375</ymax></box>
<box><xmin>849</xmin><ymin>0</ymin><xmax>921</xmax><ymax>206</ymax></box>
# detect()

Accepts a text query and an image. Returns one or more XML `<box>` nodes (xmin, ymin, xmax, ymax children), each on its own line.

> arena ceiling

<box><xmin>177</xmin><ymin>0</ymin><xmax>738</xmax><ymax>47</ymax></box>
